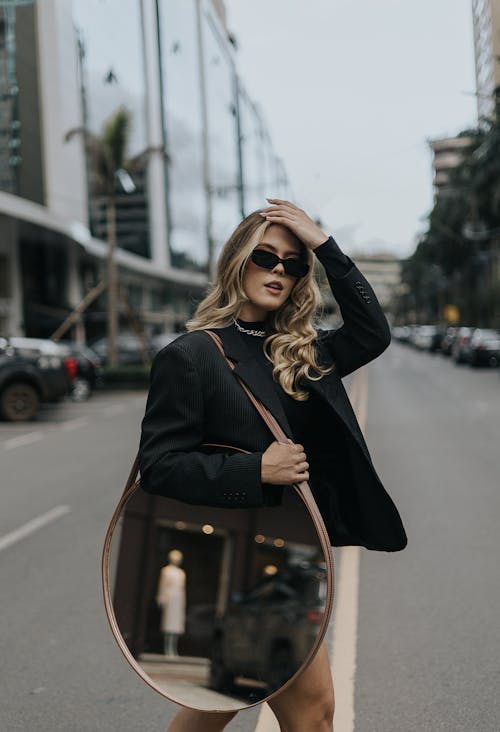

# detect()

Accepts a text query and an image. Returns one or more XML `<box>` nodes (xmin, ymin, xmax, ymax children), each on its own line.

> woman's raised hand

<box><xmin>259</xmin><ymin>198</ymin><xmax>328</xmax><ymax>251</ymax></box>
<box><xmin>261</xmin><ymin>438</ymin><xmax>309</xmax><ymax>485</ymax></box>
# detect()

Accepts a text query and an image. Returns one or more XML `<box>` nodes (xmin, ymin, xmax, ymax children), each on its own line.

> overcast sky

<box><xmin>225</xmin><ymin>0</ymin><xmax>478</xmax><ymax>259</ymax></box>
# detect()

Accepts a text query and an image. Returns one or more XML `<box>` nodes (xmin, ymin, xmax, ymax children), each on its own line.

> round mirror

<box><xmin>102</xmin><ymin>445</ymin><xmax>334</xmax><ymax>712</ymax></box>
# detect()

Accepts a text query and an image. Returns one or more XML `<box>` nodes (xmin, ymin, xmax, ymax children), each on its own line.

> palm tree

<box><xmin>65</xmin><ymin>106</ymin><xmax>135</xmax><ymax>367</ymax></box>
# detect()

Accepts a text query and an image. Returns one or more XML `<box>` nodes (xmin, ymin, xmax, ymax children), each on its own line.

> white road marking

<box><xmin>330</xmin><ymin>367</ymin><xmax>366</xmax><ymax>731</ymax></box>
<box><xmin>59</xmin><ymin>416</ymin><xmax>89</xmax><ymax>431</ymax></box>
<box><xmin>254</xmin><ymin>368</ymin><xmax>366</xmax><ymax>731</ymax></box>
<box><xmin>331</xmin><ymin>545</ymin><xmax>361</xmax><ymax>731</ymax></box>
<box><xmin>0</xmin><ymin>505</ymin><xmax>71</xmax><ymax>553</ymax></box>
<box><xmin>254</xmin><ymin>701</ymin><xmax>279</xmax><ymax>731</ymax></box>
<box><xmin>3</xmin><ymin>431</ymin><xmax>44</xmax><ymax>450</ymax></box>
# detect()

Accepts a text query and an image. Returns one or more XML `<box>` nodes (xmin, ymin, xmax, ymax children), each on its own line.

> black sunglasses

<box><xmin>250</xmin><ymin>249</ymin><xmax>310</xmax><ymax>278</ymax></box>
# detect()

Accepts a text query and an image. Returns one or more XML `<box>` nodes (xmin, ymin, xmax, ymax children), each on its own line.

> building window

<box><xmin>201</xmin><ymin>7</ymin><xmax>241</xmax><ymax>264</ymax></box>
<box><xmin>73</xmin><ymin>0</ymin><xmax>151</xmax><ymax>258</ymax></box>
<box><xmin>157</xmin><ymin>0</ymin><xmax>208</xmax><ymax>272</ymax></box>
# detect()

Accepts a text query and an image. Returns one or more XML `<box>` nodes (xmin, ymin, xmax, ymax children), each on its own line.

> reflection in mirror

<box><xmin>107</xmin><ymin>479</ymin><xmax>331</xmax><ymax>711</ymax></box>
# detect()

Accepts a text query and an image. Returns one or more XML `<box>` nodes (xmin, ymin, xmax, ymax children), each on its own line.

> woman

<box><xmin>139</xmin><ymin>198</ymin><xmax>407</xmax><ymax>731</ymax></box>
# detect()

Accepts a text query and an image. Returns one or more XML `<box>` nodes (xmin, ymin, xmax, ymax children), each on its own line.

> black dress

<box><xmin>232</xmin><ymin>234</ymin><xmax>353</xmax><ymax>491</ymax></box>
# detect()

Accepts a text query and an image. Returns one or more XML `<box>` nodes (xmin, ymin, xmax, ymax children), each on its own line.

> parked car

<box><xmin>209</xmin><ymin>563</ymin><xmax>327</xmax><ymax>695</ymax></box>
<box><xmin>413</xmin><ymin>325</ymin><xmax>438</xmax><ymax>351</ymax></box>
<box><xmin>440</xmin><ymin>326</ymin><xmax>458</xmax><ymax>357</ymax></box>
<box><xmin>391</xmin><ymin>326</ymin><xmax>411</xmax><ymax>343</ymax></box>
<box><xmin>464</xmin><ymin>328</ymin><xmax>500</xmax><ymax>368</ymax></box>
<box><xmin>0</xmin><ymin>337</ymin><xmax>71</xmax><ymax>421</ymax></box>
<box><xmin>59</xmin><ymin>342</ymin><xmax>103</xmax><ymax>400</ymax></box>
<box><xmin>407</xmin><ymin>324</ymin><xmax>420</xmax><ymax>347</ymax></box>
<box><xmin>430</xmin><ymin>325</ymin><xmax>448</xmax><ymax>352</ymax></box>
<box><xmin>451</xmin><ymin>327</ymin><xmax>475</xmax><ymax>364</ymax></box>
<box><xmin>90</xmin><ymin>332</ymin><xmax>154</xmax><ymax>366</ymax></box>
<box><xmin>7</xmin><ymin>337</ymin><xmax>77</xmax><ymax>391</ymax></box>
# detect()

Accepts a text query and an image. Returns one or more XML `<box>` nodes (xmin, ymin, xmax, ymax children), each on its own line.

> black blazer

<box><xmin>139</xmin><ymin>254</ymin><xmax>408</xmax><ymax>552</ymax></box>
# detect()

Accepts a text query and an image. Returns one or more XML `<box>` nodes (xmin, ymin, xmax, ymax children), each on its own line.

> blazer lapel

<box><xmin>207</xmin><ymin>325</ymin><xmax>295</xmax><ymax>439</ymax></box>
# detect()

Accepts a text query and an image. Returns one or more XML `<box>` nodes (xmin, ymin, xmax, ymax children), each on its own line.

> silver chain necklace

<box><xmin>232</xmin><ymin>317</ymin><xmax>266</xmax><ymax>337</ymax></box>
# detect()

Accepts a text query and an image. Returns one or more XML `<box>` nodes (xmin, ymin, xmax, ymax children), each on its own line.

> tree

<box><xmin>65</xmin><ymin>107</ymin><xmax>136</xmax><ymax>367</ymax></box>
<box><xmin>398</xmin><ymin>106</ymin><xmax>500</xmax><ymax>324</ymax></box>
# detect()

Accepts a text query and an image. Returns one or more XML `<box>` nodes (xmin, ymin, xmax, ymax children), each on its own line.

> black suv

<box><xmin>0</xmin><ymin>337</ymin><xmax>71</xmax><ymax>421</ymax></box>
<box><xmin>209</xmin><ymin>563</ymin><xmax>327</xmax><ymax>697</ymax></box>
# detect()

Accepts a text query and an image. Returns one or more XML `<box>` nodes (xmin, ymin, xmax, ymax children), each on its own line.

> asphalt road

<box><xmin>355</xmin><ymin>342</ymin><xmax>500</xmax><ymax>732</ymax></box>
<box><xmin>1</xmin><ymin>341</ymin><xmax>499</xmax><ymax>731</ymax></box>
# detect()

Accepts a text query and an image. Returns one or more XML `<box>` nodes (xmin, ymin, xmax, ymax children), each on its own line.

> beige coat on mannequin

<box><xmin>156</xmin><ymin>563</ymin><xmax>186</xmax><ymax>634</ymax></box>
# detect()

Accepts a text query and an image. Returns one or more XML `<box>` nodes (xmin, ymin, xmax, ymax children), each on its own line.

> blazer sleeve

<box><xmin>314</xmin><ymin>236</ymin><xmax>391</xmax><ymax>378</ymax></box>
<box><xmin>138</xmin><ymin>341</ymin><xmax>265</xmax><ymax>508</ymax></box>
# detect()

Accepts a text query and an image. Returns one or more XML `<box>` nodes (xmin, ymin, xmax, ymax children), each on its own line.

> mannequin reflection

<box><xmin>156</xmin><ymin>549</ymin><xmax>186</xmax><ymax>657</ymax></box>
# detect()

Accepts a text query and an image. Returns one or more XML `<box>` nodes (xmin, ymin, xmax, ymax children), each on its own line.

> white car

<box><xmin>413</xmin><ymin>325</ymin><xmax>438</xmax><ymax>351</ymax></box>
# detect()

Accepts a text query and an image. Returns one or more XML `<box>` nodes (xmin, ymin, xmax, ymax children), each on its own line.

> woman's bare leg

<box><xmin>267</xmin><ymin>640</ymin><xmax>335</xmax><ymax>732</ymax></box>
<box><xmin>167</xmin><ymin>708</ymin><xmax>238</xmax><ymax>731</ymax></box>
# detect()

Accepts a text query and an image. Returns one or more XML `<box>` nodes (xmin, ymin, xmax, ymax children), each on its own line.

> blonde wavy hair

<box><xmin>185</xmin><ymin>210</ymin><xmax>336</xmax><ymax>400</ymax></box>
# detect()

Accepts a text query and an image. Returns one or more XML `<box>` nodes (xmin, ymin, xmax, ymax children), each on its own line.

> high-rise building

<box><xmin>471</xmin><ymin>0</ymin><xmax>500</xmax><ymax>122</ymax></box>
<box><xmin>0</xmin><ymin>0</ymin><xmax>289</xmax><ymax>339</ymax></box>
<box><xmin>428</xmin><ymin>134</ymin><xmax>476</xmax><ymax>199</ymax></box>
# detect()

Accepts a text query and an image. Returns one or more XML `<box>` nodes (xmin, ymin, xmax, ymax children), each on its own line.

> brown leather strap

<box><xmin>203</xmin><ymin>330</ymin><xmax>335</xmax><ymax>569</ymax></box>
<box><xmin>123</xmin><ymin>453</ymin><xmax>140</xmax><ymax>495</ymax></box>
<box><xmin>204</xmin><ymin>329</ymin><xmax>289</xmax><ymax>444</ymax></box>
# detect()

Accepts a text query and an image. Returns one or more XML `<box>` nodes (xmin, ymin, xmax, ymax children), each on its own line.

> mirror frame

<box><xmin>101</xmin><ymin>444</ymin><xmax>335</xmax><ymax>712</ymax></box>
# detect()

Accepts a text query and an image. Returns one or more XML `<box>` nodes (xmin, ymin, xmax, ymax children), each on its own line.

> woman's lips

<box><xmin>264</xmin><ymin>284</ymin><xmax>283</xmax><ymax>295</ymax></box>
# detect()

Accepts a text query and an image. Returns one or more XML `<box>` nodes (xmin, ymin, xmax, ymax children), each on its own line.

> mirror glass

<box><xmin>105</xmin><ymin>463</ymin><xmax>333</xmax><ymax>710</ymax></box>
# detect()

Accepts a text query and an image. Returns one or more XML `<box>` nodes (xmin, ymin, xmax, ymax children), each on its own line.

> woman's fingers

<box><xmin>266</xmin><ymin>198</ymin><xmax>300</xmax><ymax>211</ymax></box>
<box><xmin>260</xmin><ymin>207</ymin><xmax>296</xmax><ymax>220</ymax></box>
<box><xmin>261</xmin><ymin>204</ymin><xmax>299</xmax><ymax>216</ymax></box>
<box><xmin>262</xmin><ymin>215</ymin><xmax>295</xmax><ymax>225</ymax></box>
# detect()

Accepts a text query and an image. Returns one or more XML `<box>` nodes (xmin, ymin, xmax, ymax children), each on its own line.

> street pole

<box><xmin>107</xmin><ymin>194</ymin><xmax>119</xmax><ymax>368</ymax></box>
<box><xmin>196</xmin><ymin>0</ymin><xmax>214</xmax><ymax>281</ymax></box>
<box><xmin>50</xmin><ymin>279</ymin><xmax>107</xmax><ymax>342</ymax></box>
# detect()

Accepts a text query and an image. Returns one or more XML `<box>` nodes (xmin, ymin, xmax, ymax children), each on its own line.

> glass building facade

<box><xmin>71</xmin><ymin>0</ymin><xmax>288</xmax><ymax>273</ymax></box>
<box><xmin>155</xmin><ymin>0</ymin><xmax>288</xmax><ymax>274</ymax></box>
<box><xmin>200</xmin><ymin>5</ymin><xmax>241</xmax><ymax>265</ymax></box>
<box><xmin>0</xmin><ymin>3</ymin><xmax>22</xmax><ymax>195</ymax></box>
<box><xmin>0</xmin><ymin>0</ymin><xmax>287</xmax><ymax>284</ymax></box>
<box><xmin>0</xmin><ymin>0</ymin><xmax>289</xmax><ymax>337</ymax></box>
<box><xmin>72</xmin><ymin>0</ymin><xmax>151</xmax><ymax>258</ymax></box>
<box><xmin>238</xmin><ymin>84</ymin><xmax>267</xmax><ymax>215</ymax></box>
<box><xmin>0</xmin><ymin>0</ymin><xmax>43</xmax><ymax>203</ymax></box>
<box><xmin>157</xmin><ymin>0</ymin><xmax>208</xmax><ymax>270</ymax></box>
